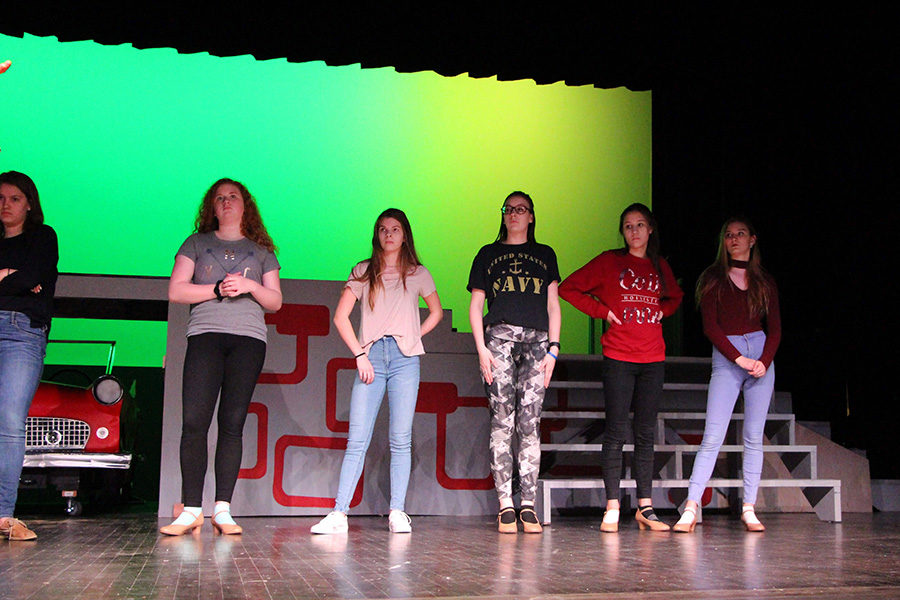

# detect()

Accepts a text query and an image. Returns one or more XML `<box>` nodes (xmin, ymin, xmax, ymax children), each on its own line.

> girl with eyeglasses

<box><xmin>673</xmin><ymin>217</ymin><xmax>780</xmax><ymax>533</ymax></box>
<box><xmin>311</xmin><ymin>208</ymin><xmax>442</xmax><ymax>534</ymax></box>
<box><xmin>468</xmin><ymin>191</ymin><xmax>561</xmax><ymax>533</ymax></box>
<box><xmin>559</xmin><ymin>202</ymin><xmax>683</xmax><ymax>532</ymax></box>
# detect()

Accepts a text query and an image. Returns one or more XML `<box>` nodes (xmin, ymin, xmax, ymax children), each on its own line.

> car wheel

<box><xmin>65</xmin><ymin>499</ymin><xmax>83</xmax><ymax>517</ymax></box>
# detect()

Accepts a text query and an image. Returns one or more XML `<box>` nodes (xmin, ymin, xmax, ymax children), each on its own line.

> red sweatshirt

<box><xmin>559</xmin><ymin>250</ymin><xmax>683</xmax><ymax>363</ymax></box>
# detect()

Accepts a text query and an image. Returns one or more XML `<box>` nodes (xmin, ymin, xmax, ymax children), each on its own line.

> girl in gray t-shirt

<box><xmin>160</xmin><ymin>178</ymin><xmax>282</xmax><ymax>537</ymax></box>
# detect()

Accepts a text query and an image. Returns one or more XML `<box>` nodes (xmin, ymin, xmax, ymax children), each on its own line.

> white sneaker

<box><xmin>310</xmin><ymin>511</ymin><xmax>348</xmax><ymax>534</ymax></box>
<box><xmin>388</xmin><ymin>510</ymin><xmax>412</xmax><ymax>533</ymax></box>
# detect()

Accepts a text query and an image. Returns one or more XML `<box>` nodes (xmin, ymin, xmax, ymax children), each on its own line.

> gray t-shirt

<box><xmin>176</xmin><ymin>232</ymin><xmax>280</xmax><ymax>342</ymax></box>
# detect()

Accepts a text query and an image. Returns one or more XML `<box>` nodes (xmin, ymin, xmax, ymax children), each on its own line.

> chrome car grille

<box><xmin>25</xmin><ymin>417</ymin><xmax>91</xmax><ymax>451</ymax></box>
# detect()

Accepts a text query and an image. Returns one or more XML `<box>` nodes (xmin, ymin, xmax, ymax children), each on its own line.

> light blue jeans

<box><xmin>334</xmin><ymin>337</ymin><xmax>420</xmax><ymax>513</ymax></box>
<box><xmin>687</xmin><ymin>331</ymin><xmax>775</xmax><ymax>505</ymax></box>
<box><xmin>0</xmin><ymin>311</ymin><xmax>48</xmax><ymax>518</ymax></box>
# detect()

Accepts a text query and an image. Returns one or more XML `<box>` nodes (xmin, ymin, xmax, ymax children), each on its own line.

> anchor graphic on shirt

<box><xmin>509</xmin><ymin>259</ymin><xmax>523</xmax><ymax>274</ymax></box>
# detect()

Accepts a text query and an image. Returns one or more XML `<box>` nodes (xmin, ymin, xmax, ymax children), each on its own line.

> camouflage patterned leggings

<box><xmin>484</xmin><ymin>323</ymin><xmax>548</xmax><ymax>504</ymax></box>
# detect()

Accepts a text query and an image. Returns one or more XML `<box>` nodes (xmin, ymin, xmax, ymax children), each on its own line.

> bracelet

<box><xmin>354</xmin><ymin>352</ymin><xmax>366</xmax><ymax>359</ymax></box>
<box><xmin>214</xmin><ymin>280</ymin><xmax>224</xmax><ymax>301</ymax></box>
<box><xmin>547</xmin><ymin>352</ymin><xmax>558</xmax><ymax>360</ymax></box>
<box><xmin>549</xmin><ymin>341</ymin><xmax>560</xmax><ymax>350</ymax></box>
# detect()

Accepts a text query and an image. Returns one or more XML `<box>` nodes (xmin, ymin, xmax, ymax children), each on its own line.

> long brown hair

<box><xmin>354</xmin><ymin>208</ymin><xmax>422</xmax><ymax>309</ymax></box>
<box><xmin>695</xmin><ymin>217</ymin><xmax>773</xmax><ymax>316</ymax></box>
<box><xmin>194</xmin><ymin>178</ymin><xmax>276</xmax><ymax>253</ymax></box>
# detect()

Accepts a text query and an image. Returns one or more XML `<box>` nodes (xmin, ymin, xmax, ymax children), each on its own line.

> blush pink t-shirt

<box><xmin>346</xmin><ymin>261</ymin><xmax>436</xmax><ymax>357</ymax></box>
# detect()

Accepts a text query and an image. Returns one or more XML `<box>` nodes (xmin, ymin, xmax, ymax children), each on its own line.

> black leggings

<box><xmin>601</xmin><ymin>357</ymin><xmax>664</xmax><ymax>501</ymax></box>
<box><xmin>180</xmin><ymin>332</ymin><xmax>266</xmax><ymax>506</ymax></box>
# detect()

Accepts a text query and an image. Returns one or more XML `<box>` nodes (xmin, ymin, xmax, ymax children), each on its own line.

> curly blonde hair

<box><xmin>194</xmin><ymin>178</ymin><xmax>276</xmax><ymax>253</ymax></box>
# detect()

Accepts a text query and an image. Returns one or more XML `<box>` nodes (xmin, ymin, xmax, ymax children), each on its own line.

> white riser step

<box><xmin>537</xmin><ymin>478</ymin><xmax>842</xmax><ymax>524</ymax></box>
<box><xmin>541</xmin><ymin>411</ymin><xmax>795</xmax><ymax>445</ymax></box>
<box><xmin>543</xmin><ymin>411</ymin><xmax>794</xmax><ymax>422</ymax></box>
<box><xmin>542</xmin><ymin>443</ymin><xmax>818</xmax><ymax>478</ymax></box>
<box><xmin>549</xmin><ymin>382</ymin><xmax>708</xmax><ymax>391</ymax></box>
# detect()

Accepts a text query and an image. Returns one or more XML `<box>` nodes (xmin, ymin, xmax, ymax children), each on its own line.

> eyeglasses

<box><xmin>501</xmin><ymin>205</ymin><xmax>532</xmax><ymax>215</ymax></box>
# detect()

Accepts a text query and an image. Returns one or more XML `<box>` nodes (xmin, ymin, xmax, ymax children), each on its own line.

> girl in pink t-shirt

<box><xmin>311</xmin><ymin>209</ymin><xmax>442</xmax><ymax>535</ymax></box>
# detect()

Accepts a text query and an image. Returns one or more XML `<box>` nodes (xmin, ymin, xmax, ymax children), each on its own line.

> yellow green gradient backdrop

<box><xmin>0</xmin><ymin>33</ymin><xmax>651</xmax><ymax>366</ymax></box>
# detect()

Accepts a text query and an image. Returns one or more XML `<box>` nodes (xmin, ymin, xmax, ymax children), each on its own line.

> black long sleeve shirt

<box><xmin>0</xmin><ymin>224</ymin><xmax>59</xmax><ymax>330</ymax></box>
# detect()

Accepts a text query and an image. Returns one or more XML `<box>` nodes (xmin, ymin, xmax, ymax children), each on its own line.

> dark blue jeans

<box><xmin>0</xmin><ymin>311</ymin><xmax>47</xmax><ymax>517</ymax></box>
<box><xmin>601</xmin><ymin>357</ymin><xmax>664</xmax><ymax>501</ymax></box>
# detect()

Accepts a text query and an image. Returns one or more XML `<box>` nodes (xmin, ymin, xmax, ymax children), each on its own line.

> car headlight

<box><xmin>92</xmin><ymin>375</ymin><xmax>124</xmax><ymax>406</ymax></box>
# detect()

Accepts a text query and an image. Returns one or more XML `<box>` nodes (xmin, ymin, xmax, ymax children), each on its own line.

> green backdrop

<box><xmin>1</xmin><ymin>33</ymin><xmax>651</xmax><ymax>367</ymax></box>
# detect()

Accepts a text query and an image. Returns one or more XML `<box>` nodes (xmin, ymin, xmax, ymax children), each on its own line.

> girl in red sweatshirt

<box><xmin>559</xmin><ymin>203</ymin><xmax>682</xmax><ymax>532</ymax></box>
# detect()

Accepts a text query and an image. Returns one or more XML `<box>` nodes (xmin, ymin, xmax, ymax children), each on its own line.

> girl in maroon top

<box><xmin>560</xmin><ymin>203</ymin><xmax>683</xmax><ymax>532</ymax></box>
<box><xmin>673</xmin><ymin>217</ymin><xmax>780</xmax><ymax>533</ymax></box>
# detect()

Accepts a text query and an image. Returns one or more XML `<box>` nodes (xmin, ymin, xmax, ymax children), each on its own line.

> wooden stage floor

<box><xmin>1</xmin><ymin>512</ymin><xmax>898</xmax><ymax>599</ymax></box>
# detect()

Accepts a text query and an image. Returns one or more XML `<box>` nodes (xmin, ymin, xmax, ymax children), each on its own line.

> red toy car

<box><xmin>20</xmin><ymin>341</ymin><xmax>134</xmax><ymax>516</ymax></box>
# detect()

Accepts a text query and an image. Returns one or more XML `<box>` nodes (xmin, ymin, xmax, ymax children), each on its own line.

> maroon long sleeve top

<box><xmin>700</xmin><ymin>277</ymin><xmax>781</xmax><ymax>368</ymax></box>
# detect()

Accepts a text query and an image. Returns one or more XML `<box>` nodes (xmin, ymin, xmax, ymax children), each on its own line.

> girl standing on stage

<box><xmin>0</xmin><ymin>171</ymin><xmax>58</xmax><ymax>541</ymax></box>
<box><xmin>559</xmin><ymin>203</ymin><xmax>682</xmax><ymax>532</ymax></box>
<box><xmin>161</xmin><ymin>178</ymin><xmax>282</xmax><ymax>536</ymax></box>
<box><xmin>468</xmin><ymin>191</ymin><xmax>561</xmax><ymax>534</ymax></box>
<box><xmin>311</xmin><ymin>208</ymin><xmax>442</xmax><ymax>534</ymax></box>
<box><xmin>673</xmin><ymin>218</ymin><xmax>780</xmax><ymax>533</ymax></box>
